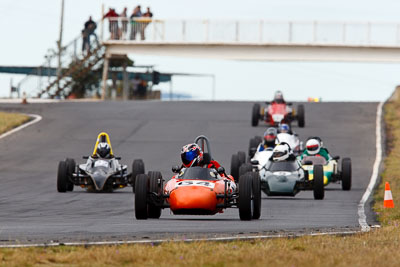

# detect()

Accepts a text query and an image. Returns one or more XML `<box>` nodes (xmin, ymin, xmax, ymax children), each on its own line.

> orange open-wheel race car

<box><xmin>133</xmin><ymin>135</ymin><xmax>261</xmax><ymax>221</ymax></box>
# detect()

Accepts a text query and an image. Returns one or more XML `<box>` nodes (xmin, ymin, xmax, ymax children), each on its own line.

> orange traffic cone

<box><xmin>384</xmin><ymin>182</ymin><xmax>394</xmax><ymax>208</ymax></box>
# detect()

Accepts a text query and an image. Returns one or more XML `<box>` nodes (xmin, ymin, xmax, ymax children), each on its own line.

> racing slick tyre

<box><xmin>65</xmin><ymin>158</ymin><xmax>76</xmax><ymax>192</ymax></box>
<box><xmin>132</xmin><ymin>159</ymin><xmax>145</xmax><ymax>193</ymax></box>
<box><xmin>239</xmin><ymin>173</ymin><xmax>257</xmax><ymax>220</ymax></box>
<box><xmin>57</xmin><ymin>161</ymin><xmax>68</xmax><ymax>193</ymax></box>
<box><xmin>230</xmin><ymin>154</ymin><xmax>241</xmax><ymax>183</ymax></box>
<box><xmin>147</xmin><ymin>171</ymin><xmax>162</xmax><ymax>219</ymax></box>
<box><xmin>134</xmin><ymin>174</ymin><xmax>149</xmax><ymax>220</ymax></box>
<box><xmin>249</xmin><ymin>137</ymin><xmax>259</xmax><ymax>158</ymax></box>
<box><xmin>251</xmin><ymin>172</ymin><xmax>261</xmax><ymax>219</ymax></box>
<box><xmin>313</xmin><ymin>165</ymin><xmax>325</xmax><ymax>200</ymax></box>
<box><xmin>341</xmin><ymin>158</ymin><xmax>352</xmax><ymax>191</ymax></box>
<box><xmin>297</xmin><ymin>104</ymin><xmax>305</xmax><ymax>128</ymax></box>
<box><xmin>252</xmin><ymin>103</ymin><xmax>260</xmax><ymax>127</ymax></box>
<box><xmin>237</xmin><ymin>151</ymin><xmax>246</xmax><ymax>165</ymax></box>
<box><xmin>239</xmin><ymin>163</ymin><xmax>252</xmax><ymax>177</ymax></box>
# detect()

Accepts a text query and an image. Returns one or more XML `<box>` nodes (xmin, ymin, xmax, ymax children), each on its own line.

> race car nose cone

<box><xmin>170</xmin><ymin>186</ymin><xmax>217</xmax><ymax>212</ymax></box>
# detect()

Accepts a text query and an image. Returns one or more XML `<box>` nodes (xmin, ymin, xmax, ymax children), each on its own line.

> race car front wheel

<box><xmin>297</xmin><ymin>104</ymin><xmax>305</xmax><ymax>128</ymax></box>
<box><xmin>57</xmin><ymin>161</ymin><xmax>68</xmax><ymax>193</ymax></box>
<box><xmin>239</xmin><ymin>172</ymin><xmax>261</xmax><ymax>220</ymax></box>
<box><xmin>132</xmin><ymin>159</ymin><xmax>145</xmax><ymax>192</ymax></box>
<box><xmin>65</xmin><ymin>158</ymin><xmax>75</xmax><ymax>192</ymax></box>
<box><xmin>252</xmin><ymin>104</ymin><xmax>260</xmax><ymax>127</ymax></box>
<box><xmin>148</xmin><ymin>171</ymin><xmax>162</xmax><ymax>219</ymax></box>
<box><xmin>134</xmin><ymin>174</ymin><xmax>149</xmax><ymax>220</ymax></box>
<box><xmin>341</xmin><ymin>158</ymin><xmax>352</xmax><ymax>191</ymax></box>
<box><xmin>313</xmin><ymin>165</ymin><xmax>325</xmax><ymax>200</ymax></box>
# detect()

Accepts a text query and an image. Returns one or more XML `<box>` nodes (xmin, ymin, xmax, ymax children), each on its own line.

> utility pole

<box><xmin>57</xmin><ymin>0</ymin><xmax>65</xmax><ymax>92</ymax></box>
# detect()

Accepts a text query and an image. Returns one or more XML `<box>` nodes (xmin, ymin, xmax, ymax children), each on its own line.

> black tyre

<box><xmin>297</xmin><ymin>104</ymin><xmax>305</xmax><ymax>128</ymax></box>
<box><xmin>252</xmin><ymin>103</ymin><xmax>260</xmax><ymax>127</ymax></box>
<box><xmin>248</xmin><ymin>137</ymin><xmax>259</xmax><ymax>158</ymax></box>
<box><xmin>147</xmin><ymin>171</ymin><xmax>162</xmax><ymax>219</ymax></box>
<box><xmin>251</xmin><ymin>172</ymin><xmax>261</xmax><ymax>219</ymax></box>
<box><xmin>65</xmin><ymin>158</ymin><xmax>75</xmax><ymax>192</ymax></box>
<box><xmin>132</xmin><ymin>159</ymin><xmax>145</xmax><ymax>192</ymax></box>
<box><xmin>313</xmin><ymin>165</ymin><xmax>324</xmax><ymax>200</ymax></box>
<box><xmin>237</xmin><ymin>151</ymin><xmax>246</xmax><ymax>165</ymax></box>
<box><xmin>57</xmin><ymin>161</ymin><xmax>68</xmax><ymax>193</ymax></box>
<box><xmin>134</xmin><ymin>174</ymin><xmax>149</xmax><ymax>220</ymax></box>
<box><xmin>239</xmin><ymin>163</ymin><xmax>252</xmax><ymax>177</ymax></box>
<box><xmin>341</xmin><ymin>158</ymin><xmax>352</xmax><ymax>191</ymax></box>
<box><xmin>238</xmin><ymin>173</ymin><xmax>254</xmax><ymax>220</ymax></box>
<box><xmin>230</xmin><ymin>154</ymin><xmax>241</xmax><ymax>183</ymax></box>
<box><xmin>254</xmin><ymin>135</ymin><xmax>263</xmax><ymax>145</ymax></box>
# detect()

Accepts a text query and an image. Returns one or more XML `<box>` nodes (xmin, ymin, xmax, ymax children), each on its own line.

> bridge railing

<box><xmin>103</xmin><ymin>18</ymin><xmax>400</xmax><ymax>46</ymax></box>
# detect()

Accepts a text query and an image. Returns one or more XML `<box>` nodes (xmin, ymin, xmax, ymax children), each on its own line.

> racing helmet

<box><xmin>96</xmin><ymin>142</ymin><xmax>111</xmax><ymax>158</ymax></box>
<box><xmin>306</xmin><ymin>138</ymin><xmax>321</xmax><ymax>155</ymax></box>
<box><xmin>264</xmin><ymin>128</ymin><xmax>278</xmax><ymax>147</ymax></box>
<box><xmin>181</xmin><ymin>143</ymin><xmax>204</xmax><ymax>168</ymax></box>
<box><xmin>274</xmin><ymin>90</ymin><xmax>284</xmax><ymax>102</ymax></box>
<box><xmin>272</xmin><ymin>144</ymin><xmax>290</xmax><ymax>161</ymax></box>
<box><xmin>279</xmin><ymin>123</ymin><xmax>290</xmax><ymax>133</ymax></box>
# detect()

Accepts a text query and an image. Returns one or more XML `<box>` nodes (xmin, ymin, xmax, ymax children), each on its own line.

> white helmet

<box><xmin>306</xmin><ymin>139</ymin><xmax>321</xmax><ymax>155</ymax></box>
<box><xmin>96</xmin><ymin>142</ymin><xmax>111</xmax><ymax>158</ymax></box>
<box><xmin>272</xmin><ymin>144</ymin><xmax>290</xmax><ymax>161</ymax></box>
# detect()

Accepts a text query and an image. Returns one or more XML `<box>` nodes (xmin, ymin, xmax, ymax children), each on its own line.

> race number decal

<box><xmin>176</xmin><ymin>180</ymin><xmax>215</xmax><ymax>189</ymax></box>
<box><xmin>94</xmin><ymin>160</ymin><xmax>109</xmax><ymax>168</ymax></box>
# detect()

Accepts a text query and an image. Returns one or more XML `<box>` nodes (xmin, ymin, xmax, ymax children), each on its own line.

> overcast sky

<box><xmin>1</xmin><ymin>0</ymin><xmax>400</xmax><ymax>101</ymax></box>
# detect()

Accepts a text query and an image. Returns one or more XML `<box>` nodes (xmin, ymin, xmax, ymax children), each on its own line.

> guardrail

<box><xmin>103</xmin><ymin>18</ymin><xmax>400</xmax><ymax>47</ymax></box>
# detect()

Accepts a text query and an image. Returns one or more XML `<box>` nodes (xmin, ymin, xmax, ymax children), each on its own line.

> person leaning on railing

<box><xmin>130</xmin><ymin>6</ymin><xmax>153</xmax><ymax>40</ymax></box>
<box><xmin>103</xmin><ymin>8</ymin><xmax>119</xmax><ymax>40</ymax></box>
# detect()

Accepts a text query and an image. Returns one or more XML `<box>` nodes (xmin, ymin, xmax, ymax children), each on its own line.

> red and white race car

<box><xmin>251</xmin><ymin>101</ymin><xmax>305</xmax><ymax>128</ymax></box>
<box><xmin>133</xmin><ymin>136</ymin><xmax>261</xmax><ymax>221</ymax></box>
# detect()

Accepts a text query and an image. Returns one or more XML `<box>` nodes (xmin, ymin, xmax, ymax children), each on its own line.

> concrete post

<box><xmin>101</xmin><ymin>55</ymin><xmax>109</xmax><ymax>100</ymax></box>
<box><xmin>122</xmin><ymin>63</ymin><xmax>129</xmax><ymax>100</ymax></box>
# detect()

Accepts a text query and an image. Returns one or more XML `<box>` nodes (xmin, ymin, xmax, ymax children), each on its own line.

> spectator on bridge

<box><xmin>120</xmin><ymin>7</ymin><xmax>128</xmax><ymax>39</ymax></box>
<box><xmin>103</xmin><ymin>8</ymin><xmax>119</xmax><ymax>40</ymax></box>
<box><xmin>130</xmin><ymin>5</ymin><xmax>144</xmax><ymax>40</ymax></box>
<box><xmin>143</xmin><ymin>7</ymin><xmax>153</xmax><ymax>18</ymax></box>
<box><xmin>82</xmin><ymin>16</ymin><xmax>98</xmax><ymax>53</ymax></box>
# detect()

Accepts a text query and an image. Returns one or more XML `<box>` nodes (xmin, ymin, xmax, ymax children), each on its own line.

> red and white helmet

<box><xmin>180</xmin><ymin>143</ymin><xmax>204</xmax><ymax>167</ymax></box>
<box><xmin>306</xmin><ymin>138</ymin><xmax>321</xmax><ymax>155</ymax></box>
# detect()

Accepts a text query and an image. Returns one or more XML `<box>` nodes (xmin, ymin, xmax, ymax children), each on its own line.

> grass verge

<box><xmin>1</xmin><ymin>97</ymin><xmax>400</xmax><ymax>266</ymax></box>
<box><xmin>0</xmin><ymin>111</ymin><xmax>30</xmax><ymax>135</ymax></box>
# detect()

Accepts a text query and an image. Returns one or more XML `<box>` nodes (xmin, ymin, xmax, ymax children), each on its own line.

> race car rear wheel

<box><xmin>132</xmin><ymin>159</ymin><xmax>145</xmax><ymax>192</ymax></box>
<box><xmin>239</xmin><ymin>173</ymin><xmax>258</xmax><ymax>220</ymax></box>
<box><xmin>65</xmin><ymin>158</ymin><xmax>75</xmax><ymax>192</ymax></box>
<box><xmin>251</xmin><ymin>172</ymin><xmax>261</xmax><ymax>219</ymax></box>
<box><xmin>148</xmin><ymin>171</ymin><xmax>162</xmax><ymax>219</ymax></box>
<box><xmin>313</xmin><ymin>165</ymin><xmax>325</xmax><ymax>200</ymax></box>
<box><xmin>134</xmin><ymin>174</ymin><xmax>149</xmax><ymax>220</ymax></box>
<box><xmin>230</xmin><ymin>154</ymin><xmax>241</xmax><ymax>183</ymax></box>
<box><xmin>297</xmin><ymin>104</ymin><xmax>305</xmax><ymax>128</ymax></box>
<box><xmin>239</xmin><ymin>163</ymin><xmax>252</xmax><ymax>177</ymax></box>
<box><xmin>341</xmin><ymin>158</ymin><xmax>352</xmax><ymax>191</ymax></box>
<box><xmin>237</xmin><ymin>151</ymin><xmax>246</xmax><ymax>165</ymax></box>
<box><xmin>252</xmin><ymin>103</ymin><xmax>260</xmax><ymax>127</ymax></box>
<box><xmin>57</xmin><ymin>161</ymin><xmax>68</xmax><ymax>193</ymax></box>
<box><xmin>248</xmin><ymin>137</ymin><xmax>260</xmax><ymax>158</ymax></box>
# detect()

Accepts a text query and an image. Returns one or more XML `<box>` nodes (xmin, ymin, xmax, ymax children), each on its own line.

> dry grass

<box><xmin>1</xmin><ymin>228</ymin><xmax>400</xmax><ymax>267</ymax></box>
<box><xmin>2</xmin><ymin>98</ymin><xmax>400</xmax><ymax>266</ymax></box>
<box><xmin>0</xmin><ymin>111</ymin><xmax>30</xmax><ymax>134</ymax></box>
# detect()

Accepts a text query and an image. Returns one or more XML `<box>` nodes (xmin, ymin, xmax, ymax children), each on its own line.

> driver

<box><xmin>271</xmin><ymin>90</ymin><xmax>285</xmax><ymax>104</ymax></box>
<box><xmin>259</xmin><ymin>127</ymin><xmax>278</xmax><ymax>151</ymax></box>
<box><xmin>300</xmin><ymin>138</ymin><xmax>332</xmax><ymax>161</ymax></box>
<box><xmin>95</xmin><ymin>142</ymin><xmax>112</xmax><ymax>159</ymax></box>
<box><xmin>278</xmin><ymin>123</ymin><xmax>293</xmax><ymax>134</ymax></box>
<box><xmin>271</xmin><ymin>143</ymin><xmax>296</xmax><ymax>162</ymax></box>
<box><xmin>180</xmin><ymin>143</ymin><xmax>223</xmax><ymax>171</ymax></box>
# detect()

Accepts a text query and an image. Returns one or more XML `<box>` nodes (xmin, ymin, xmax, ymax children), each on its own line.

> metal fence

<box><xmin>103</xmin><ymin>18</ymin><xmax>400</xmax><ymax>47</ymax></box>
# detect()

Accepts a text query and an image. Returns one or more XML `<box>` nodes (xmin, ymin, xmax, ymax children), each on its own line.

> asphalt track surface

<box><xmin>0</xmin><ymin>101</ymin><xmax>378</xmax><ymax>244</ymax></box>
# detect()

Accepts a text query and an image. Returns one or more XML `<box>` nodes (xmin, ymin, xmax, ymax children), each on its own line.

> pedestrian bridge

<box><xmin>102</xmin><ymin>19</ymin><xmax>400</xmax><ymax>62</ymax></box>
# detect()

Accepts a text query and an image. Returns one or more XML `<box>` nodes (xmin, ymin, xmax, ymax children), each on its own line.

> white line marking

<box><xmin>358</xmin><ymin>102</ymin><xmax>383</xmax><ymax>232</ymax></box>
<box><xmin>0</xmin><ymin>230</ymin><xmax>360</xmax><ymax>248</ymax></box>
<box><xmin>0</xmin><ymin>114</ymin><xmax>42</xmax><ymax>140</ymax></box>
